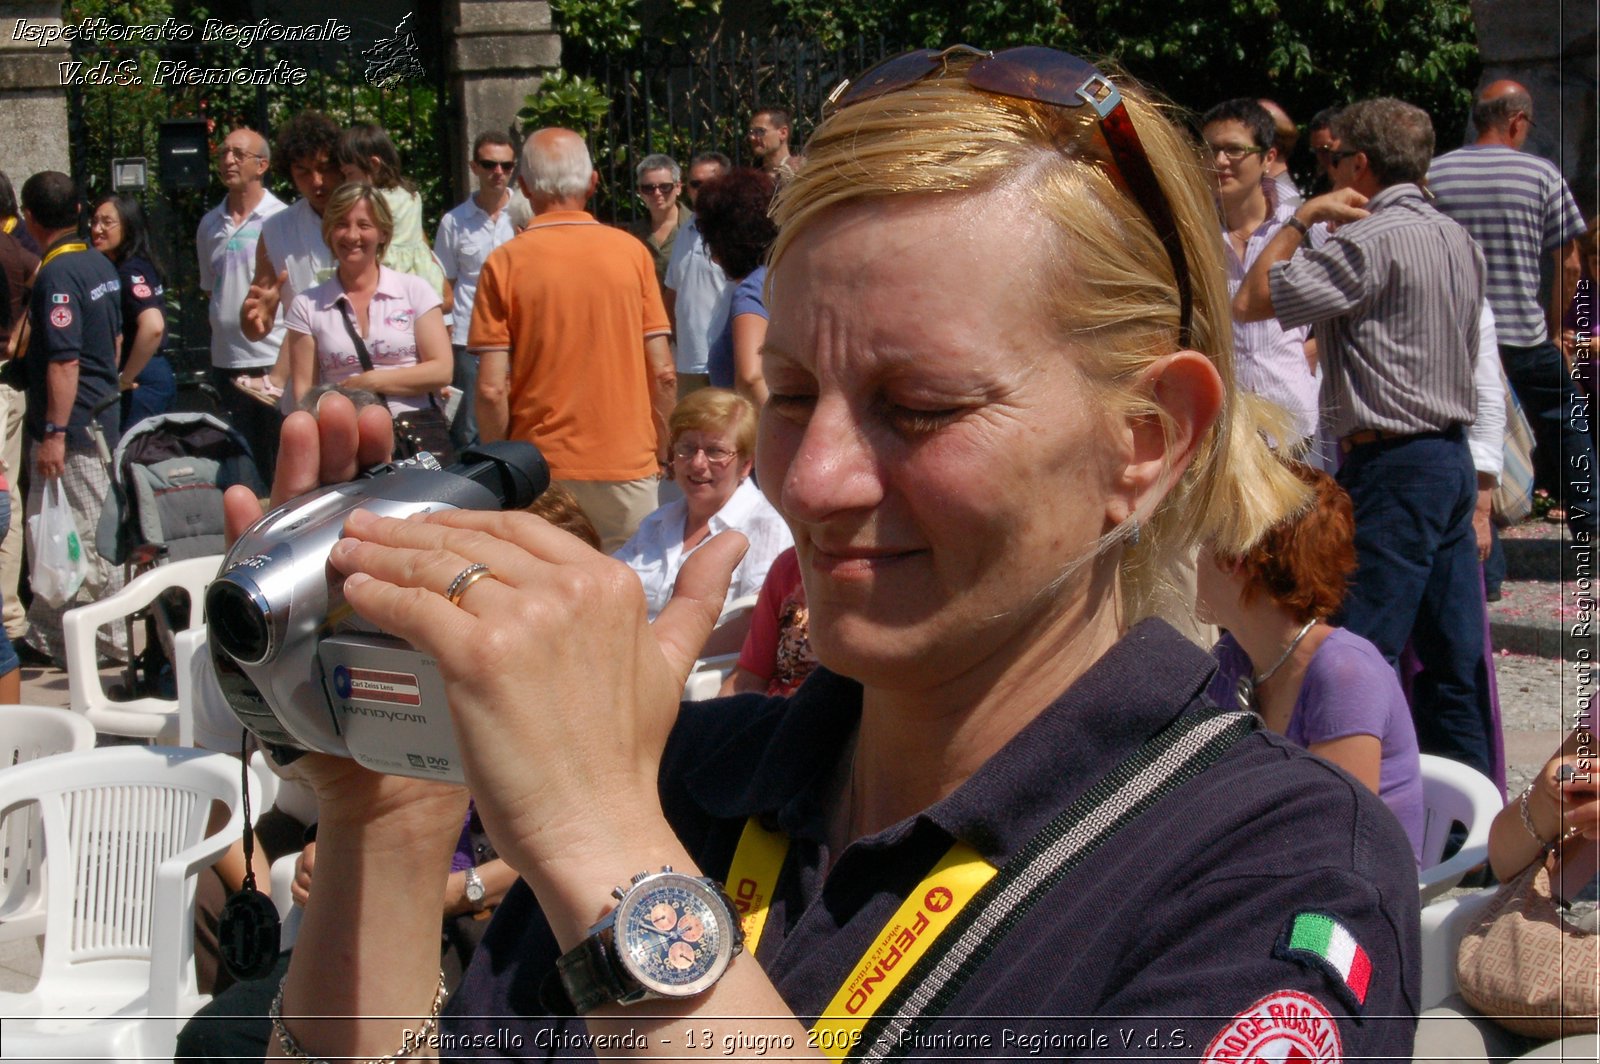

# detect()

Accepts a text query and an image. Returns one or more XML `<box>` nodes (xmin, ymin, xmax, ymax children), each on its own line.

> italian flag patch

<box><xmin>1277</xmin><ymin>912</ymin><xmax>1371</xmax><ymax>1009</ymax></box>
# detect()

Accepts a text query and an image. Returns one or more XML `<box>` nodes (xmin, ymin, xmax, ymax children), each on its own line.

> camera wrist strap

<box><xmin>727</xmin><ymin>707</ymin><xmax>1257</xmax><ymax>1062</ymax></box>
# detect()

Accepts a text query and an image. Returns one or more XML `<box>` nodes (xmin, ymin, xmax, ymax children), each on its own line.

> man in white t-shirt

<box><xmin>196</xmin><ymin>127</ymin><xmax>288</xmax><ymax>480</ymax></box>
<box><xmin>239</xmin><ymin>112</ymin><xmax>343</xmax><ymax>413</ymax></box>
<box><xmin>663</xmin><ymin>152</ymin><xmax>731</xmax><ymax>398</ymax></box>
<box><xmin>434</xmin><ymin>130</ymin><xmax>521</xmax><ymax>450</ymax></box>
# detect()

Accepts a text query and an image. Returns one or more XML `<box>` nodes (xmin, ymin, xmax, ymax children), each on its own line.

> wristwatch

<box><xmin>464</xmin><ymin>866</ymin><xmax>486</xmax><ymax>910</ymax></box>
<box><xmin>42</xmin><ymin>421</ymin><xmax>66</xmax><ymax>436</ymax></box>
<box><xmin>544</xmin><ymin>867</ymin><xmax>743</xmax><ymax>1015</ymax></box>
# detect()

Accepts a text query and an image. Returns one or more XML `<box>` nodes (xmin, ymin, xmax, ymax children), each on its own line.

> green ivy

<box><xmin>518</xmin><ymin>70</ymin><xmax>614</xmax><ymax>134</ymax></box>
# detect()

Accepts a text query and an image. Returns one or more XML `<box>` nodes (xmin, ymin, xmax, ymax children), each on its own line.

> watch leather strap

<box><xmin>544</xmin><ymin>927</ymin><xmax>631</xmax><ymax>1015</ymax></box>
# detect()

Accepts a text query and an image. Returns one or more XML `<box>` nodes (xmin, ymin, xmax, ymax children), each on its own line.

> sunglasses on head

<box><xmin>825</xmin><ymin>44</ymin><xmax>1193</xmax><ymax>347</ymax></box>
<box><xmin>475</xmin><ymin>158</ymin><xmax>516</xmax><ymax>172</ymax></box>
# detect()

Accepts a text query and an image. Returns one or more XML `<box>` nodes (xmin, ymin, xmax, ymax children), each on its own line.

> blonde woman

<box><xmin>283</xmin><ymin>184</ymin><xmax>451</xmax><ymax>420</ymax></box>
<box><xmin>237</xmin><ymin>48</ymin><xmax>1419</xmax><ymax>1060</ymax></box>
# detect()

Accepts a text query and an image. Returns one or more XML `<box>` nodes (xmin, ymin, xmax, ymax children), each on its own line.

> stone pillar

<box><xmin>449</xmin><ymin>0</ymin><xmax>561</xmax><ymax>199</ymax></box>
<box><xmin>1470</xmin><ymin>0</ymin><xmax>1598</xmax><ymax>211</ymax></box>
<box><xmin>0</xmin><ymin>2</ymin><xmax>72</xmax><ymax>183</ymax></box>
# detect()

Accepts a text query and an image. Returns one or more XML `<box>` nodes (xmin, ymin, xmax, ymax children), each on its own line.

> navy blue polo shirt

<box><xmin>114</xmin><ymin>253</ymin><xmax>166</xmax><ymax>366</ymax></box>
<box><xmin>446</xmin><ymin>620</ymin><xmax>1420</xmax><ymax>1061</ymax></box>
<box><xmin>25</xmin><ymin>235</ymin><xmax>121</xmax><ymax>447</ymax></box>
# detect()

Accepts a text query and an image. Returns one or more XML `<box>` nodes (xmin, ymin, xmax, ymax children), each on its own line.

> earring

<box><xmin>1126</xmin><ymin>517</ymin><xmax>1141</xmax><ymax>548</ymax></box>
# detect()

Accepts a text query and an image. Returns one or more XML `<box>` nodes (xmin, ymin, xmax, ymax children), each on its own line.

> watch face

<box><xmin>615</xmin><ymin>874</ymin><xmax>735</xmax><ymax>998</ymax></box>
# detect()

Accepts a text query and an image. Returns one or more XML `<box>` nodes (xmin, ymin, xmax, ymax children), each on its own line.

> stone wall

<box><xmin>448</xmin><ymin>0</ymin><xmax>561</xmax><ymax>198</ymax></box>
<box><xmin>0</xmin><ymin>2</ymin><xmax>72</xmax><ymax>184</ymax></box>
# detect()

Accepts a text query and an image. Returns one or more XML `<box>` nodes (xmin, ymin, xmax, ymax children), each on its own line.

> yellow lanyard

<box><xmin>726</xmin><ymin>818</ymin><xmax>997</xmax><ymax>1060</ymax></box>
<box><xmin>41</xmin><ymin>241</ymin><xmax>88</xmax><ymax>267</ymax></box>
<box><xmin>1</xmin><ymin>217</ymin><xmax>15</xmax><ymax>235</ymax></box>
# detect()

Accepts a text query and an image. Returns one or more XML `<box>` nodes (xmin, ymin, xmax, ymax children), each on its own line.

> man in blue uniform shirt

<box><xmin>17</xmin><ymin>171</ymin><xmax>125</xmax><ymax>664</ymax></box>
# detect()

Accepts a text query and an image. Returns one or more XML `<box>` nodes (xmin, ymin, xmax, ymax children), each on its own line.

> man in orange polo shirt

<box><xmin>471</xmin><ymin>128</ymin><xmax>676</xmax><ymax>550</ymax></box>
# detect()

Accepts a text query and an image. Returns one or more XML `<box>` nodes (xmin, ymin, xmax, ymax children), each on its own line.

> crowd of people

<box><xmin>0</xmin><ymin>48</ymin><xmax>1595</xmax><ymax>1061</ymax></box>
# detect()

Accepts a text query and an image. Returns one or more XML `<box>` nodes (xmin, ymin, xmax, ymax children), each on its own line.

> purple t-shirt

<box><xmin>1209</xmin><ymin>627</ymin><xmax>1425</xmax><ymax>863</ymax></box>
<box><xmin>707</xmin><ymin>265</ymin><xmax>767</xmax><ymax>389</ymax></box>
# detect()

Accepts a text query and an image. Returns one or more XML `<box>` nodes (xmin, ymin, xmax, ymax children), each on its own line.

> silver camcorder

<box><xmin>206</xmin><ymin>443</ymin><xmax>549</xmax><ymax>781</ymax></box>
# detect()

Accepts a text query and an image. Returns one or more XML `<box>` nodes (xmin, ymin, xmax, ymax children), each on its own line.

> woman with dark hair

<box><xmin>1197</xmin><ymin>461</ymin><xmax>1425</xmax><ymax>861</ymax></box>
<box><xmin>88</xmin><ymin>194</ymin><xmax>176</xmax><ymax>430</ymax></box>
<box><xmin>0</xmin><ymin>171</ymin><xmax>41</xmax><ymax>256</ymax></box>
<box><xmin>693</xmin><ymin>167</ymin><xmax>776</xmax><ymax>406</ymax></box>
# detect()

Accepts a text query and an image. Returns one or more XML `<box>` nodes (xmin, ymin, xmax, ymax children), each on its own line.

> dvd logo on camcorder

<box><xmin>206</xmin><ymin>443</ymin><xmax>549</xmax><ymax>782</ymax></box>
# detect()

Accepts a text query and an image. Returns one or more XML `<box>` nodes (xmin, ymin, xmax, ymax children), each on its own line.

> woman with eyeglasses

<box><xmin>87</xmin><ymin>194</ymin><xmax>176</xmax><ymax>431</ymax></box>
<box><xmin>627</xmin><ymin>153</ymin><xmax>688</xmax><ymax>287</ymax></box>
<box><xmin>613</xmin><ymin>388</ymin><xmax>792</xmax><ymax>622</ymax></box>
<box><xmin>247</xmin><ymin>46</ymin><xmax>1421</xmax><ymax>1060</ymax></box>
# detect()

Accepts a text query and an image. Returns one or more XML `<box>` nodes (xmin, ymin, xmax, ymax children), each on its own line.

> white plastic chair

<box><xmin>1419</xmin><ymin>887</ymin><xmax>1499</xmax><ymax>1009</ymax></box>
<box><xmin>0</xmin><ymin>707</ymin><xmax>98</xmax><ymax>946</ymax></box>
<box><xmin>270</xmin><ymin>850</ymin><xmax>304</xmax><ymax>952</ymax></box>
<box><xmin>683</xmin><ymin>652</ymin><xmax>741</xmax><ymax>702</ymax></box>
<box><xmin>0</xmin><ymin>745</ymin><xmax>255</xmax><ymax>1061</ymax></box>
<box><xmin>1418</xmin><ymin>754</ymin><xmax>1504</xmax><ymax>902</ymax></box>
<box><xmin>64</xmin><ymin>553</ymin><xmax>221</xmax><ymax>742</ymax></box>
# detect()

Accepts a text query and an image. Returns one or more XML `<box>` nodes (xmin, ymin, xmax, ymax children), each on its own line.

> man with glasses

<box><xmin>1235</xmin><ymin>98</ymin><xmax>1495</xmax><ymax>780</ymax></box>
<box><xmin>196</xmin><ymin>126</ymin><xmax>287</xmax><ymax>481</ymax></box>
<box><xmin>626</xmin><ymin>154</ymin><xmax>688</xmax><ymax>288</ymax></box>
<box><xmin>747</xmin><ymin>107</ymin><xmax>802</xmax><ymax>179</ymax></box>
<box><xmin>1307</xmin><ymin>107</ymin><xmax>1342</xmax><ymax>192</ymax></box>
<box><xmin>1203</xmin><ymin>98</ymin><xmax>1318</xmax><ymax>449</ymax></box>
<box><xmin>663</xmin><ymin>151</ymin><xmax>731</xmax><ymax>398</ymax></box>
<box><xmin>434</xmin><ymin>131</ymin><xmax>525</xmax><ymax>451</ymax></box>
<box><xmin>1429</xmin><ymin>80</ymin><xmax>1592</xmax><ymax>541</ymax></box>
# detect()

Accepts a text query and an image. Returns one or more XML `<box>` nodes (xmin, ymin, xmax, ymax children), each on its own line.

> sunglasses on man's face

<box><xmin>826</xmin><ymin>45</ymin><xmax>1192</xmax><ymax>347</ymax></box>
<box><xmin>475</xmin><ymin>159</ymin><xmax>516</xmax><ymax>172</ymax></box>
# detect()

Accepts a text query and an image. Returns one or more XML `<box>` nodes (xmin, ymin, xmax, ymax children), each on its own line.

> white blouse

<box><xmin>614</xmin><ymin>478</ymin><xmax>794</xmax><ymax>620</ymax></box>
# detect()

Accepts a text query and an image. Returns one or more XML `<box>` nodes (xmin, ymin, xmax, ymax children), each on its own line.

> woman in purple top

<box><xmin>1199</xmin><ymin>461</ymin><xmax>1426</xmax><ymax>862</ymax></box>
<box><xmin>284</xmin><ymin>183</ymin><xmax>451</xmax><ymax>417</ymax></box>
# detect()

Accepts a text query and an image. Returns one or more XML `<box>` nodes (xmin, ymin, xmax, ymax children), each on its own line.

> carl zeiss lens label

<box><xmin>332</xmin><ymin>664</ymin><xmax>422</xmax><ymax>706</ymax></box>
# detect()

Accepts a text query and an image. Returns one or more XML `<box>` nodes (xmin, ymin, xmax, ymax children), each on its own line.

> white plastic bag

<box><xmin>27</xmin><ymin>480</ymin><xmax>88</xmax><ymax>608</ymax></box>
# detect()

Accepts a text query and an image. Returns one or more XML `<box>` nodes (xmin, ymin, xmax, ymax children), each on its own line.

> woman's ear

<box><xmin>1110</xmin><ymin>350</ymin><xmax>1224</xmax><ymax>523</ymax></box>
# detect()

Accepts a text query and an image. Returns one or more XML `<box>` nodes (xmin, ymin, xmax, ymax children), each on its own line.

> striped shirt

<box><xmin>1223</xmin><ymin>181</ymin><xmax>1319</xmax><ymax>439</ymax></box>
<box><xmin>1427</xmin><ymin>144</ymin><xmax>1585</xmax><ymax>346</ymax></box>
<box><xmin>1270</xmin><ymin>183</ymin><xmax>1483</xmax><ymax>439</ymax></box>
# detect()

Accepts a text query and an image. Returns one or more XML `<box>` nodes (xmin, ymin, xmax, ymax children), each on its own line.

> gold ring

<box><xmin>444</xmin><ymin>562</ymin><xmax>492</xmax><ymax>606</ymax></box>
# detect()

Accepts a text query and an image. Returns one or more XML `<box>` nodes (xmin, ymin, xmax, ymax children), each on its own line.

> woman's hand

<box><xmin>327</xmin><ymin>504</ymin><xmax>748</xmax><ymax>882</ymax></box>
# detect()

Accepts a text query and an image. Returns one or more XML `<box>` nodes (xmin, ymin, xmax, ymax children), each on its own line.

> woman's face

<box><xmin>330</xmin><ymin>199</ymin><xmax>383</xmax><ymax>270</ymax></box>
<box><xmin>88</xmin><ymin>202</ymin><xmax>124</xmax><ymax>256</ymax></box>
<box><xmin>672</xmin><ymin>425</ymin><xmax>751</xmax><ymax>518</ymax></box>
<box><xmin>758</xmin><ymin>192</ymin><xmax>1135</xmax><ymax>689</ymax></box>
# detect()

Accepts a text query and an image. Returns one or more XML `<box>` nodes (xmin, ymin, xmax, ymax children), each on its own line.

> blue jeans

<box><xmin>120</xmin><ymin>353</ymin><xmax>177</xmax><ymax>433</ymax></box>
<box><xmin>1335</xmin><ymin>433</ymin><xmax>1491</xmax><ymax>775</ymax></box>
<box><xmin>1501</xmin><ymin>340</ymin><xmax>1598</xmax><ymax>536</ymax></box>
<box><xmin>449</xmin><ymin>345</ymin><xmax>479</xmax><ymax>452</ymax></box>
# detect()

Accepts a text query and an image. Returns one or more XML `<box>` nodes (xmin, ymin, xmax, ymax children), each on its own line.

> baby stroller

<box><xmin>89</xmin><ymin>408</ymin><xmax>266</xmax><ymax>699</ymax></box>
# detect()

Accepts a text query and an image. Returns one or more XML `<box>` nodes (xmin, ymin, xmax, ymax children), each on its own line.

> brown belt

<box><xmin>1338</xmin><ymin>426</ymin><xmax>1461</xmax><ymax>454</ymax></box>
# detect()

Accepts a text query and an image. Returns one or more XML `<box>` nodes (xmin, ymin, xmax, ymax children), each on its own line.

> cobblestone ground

<box><xmin>1493</xmin><ymin>651</ymin><xmax>1583</xmax><ymax>798</ymax></box>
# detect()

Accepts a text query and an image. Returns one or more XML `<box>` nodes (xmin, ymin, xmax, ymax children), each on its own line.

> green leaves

<box><xmin>518</xmin><ymin>70</ymin><xmax>613</xmax><ymax>133</ymax></box>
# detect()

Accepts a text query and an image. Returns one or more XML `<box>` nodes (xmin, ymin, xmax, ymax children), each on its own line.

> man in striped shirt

<box><xmin>1428</xmin><ymin>80</ymin><xmax>1592</xmax><ymax>537</ymax></box>
<box><xmin>1233</xmin><ymin>98</ymin><xmax>1494</xmax><ymax>777</ymax></box>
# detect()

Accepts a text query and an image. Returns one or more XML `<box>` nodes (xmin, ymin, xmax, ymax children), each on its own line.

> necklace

<box><xmin>1234</xmin><ymin>618</ymin><xmax>1320</xmax><ymax>713</ymax></box>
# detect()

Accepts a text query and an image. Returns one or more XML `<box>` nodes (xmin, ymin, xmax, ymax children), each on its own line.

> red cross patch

<box><xmin>49</xmin><ymin>306</ymin><xmax>72</xmax><ymax>329</ymax></box>
<box><xmin>1201</xmin><ymin>990</ymin><xmax>1343</xmax><ymax>1064</ymax></box>
<box><xmin>132</xmin><ymin>283</ymin><xmax>152</xmax><ymax>299</ymax></box>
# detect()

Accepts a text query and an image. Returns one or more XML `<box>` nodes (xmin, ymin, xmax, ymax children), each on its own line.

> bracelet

<box><xmin>1517</xmin><ymin>785</ymin><xmax>1550</xmax><ymax>847</ymax></box>
<box><xmin>269</xmin><ymin>969</ymin><xmax>448</xmax><ymax>1063</ymax></box>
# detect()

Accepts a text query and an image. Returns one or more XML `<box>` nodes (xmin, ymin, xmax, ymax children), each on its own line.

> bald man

<box><xmin>468</xmin><ymin>128</ymin><xmax>675</xmax><ymax>550</ymax></box>
<box><xmin>1429</xmin><ymin>80</ymin><xmax>1592</xmax><ymax>538</ymax></box>
<box><xmin>197</xmin><ymin>126</ymin><xmax>287</xmax><ymax>480</ymax></box>
<box><xmin>1257</xmin><ymin>98</ymin><xmax>1304</xmax><ymax>210</ymax></box>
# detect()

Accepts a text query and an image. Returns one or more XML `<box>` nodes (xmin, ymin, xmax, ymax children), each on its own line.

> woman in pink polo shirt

<box><xmin>284</xmin><ymin>183</ymin><xmax>452</xmax><ymax>421</ymax></box>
